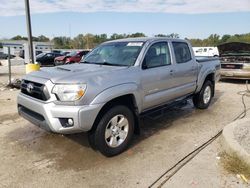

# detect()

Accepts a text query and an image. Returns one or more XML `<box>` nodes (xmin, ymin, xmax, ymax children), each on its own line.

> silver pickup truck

<box><xmin>18</xmin><ymin>38</ymin><xmax>220</xmax><ymax>156</ymax></box>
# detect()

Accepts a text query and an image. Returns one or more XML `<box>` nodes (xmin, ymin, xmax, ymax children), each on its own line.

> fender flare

<box><xmin>90</xmin><ymin>83</ymin><xmax>142</xmax><ymax>112</ymax></box>
<box><xmin>196</xmin><ymin>69</ymin><xmax>215</xmax><ymax>93</ymax></box>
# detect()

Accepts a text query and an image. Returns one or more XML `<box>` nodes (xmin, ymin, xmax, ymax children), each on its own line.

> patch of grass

<box><xmin>220</xmin><ymin>152</ymin><xmax>250</xmax><ymax>180</ymax></box>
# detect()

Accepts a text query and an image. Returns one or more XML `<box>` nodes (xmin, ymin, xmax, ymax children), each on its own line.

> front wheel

<box><xmin>89</xmin><ymin>105</ymin><xmax>134</xmax><ymax>157</ymax></box>
<box><xmin>193</xmin><ymin>80</ymin><xmax>213</xmax><ymax>109</ymax></box>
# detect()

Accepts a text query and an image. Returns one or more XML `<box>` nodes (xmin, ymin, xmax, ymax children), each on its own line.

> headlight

<box><xmin>52</xmin><ymin>84</ymin><xmax>86</xmax><ymax>101</ymax></box>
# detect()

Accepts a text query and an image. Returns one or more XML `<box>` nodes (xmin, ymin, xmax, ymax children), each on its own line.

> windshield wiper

<box><xmin>99</xmin><ymin>62</ymin><xmax>127</xmax><ymax>67</ymax></box>
<box><xmin>81</xmin><ymin>61</ymin><xmax>98</xmax><ymax>64</ymax></box>
<box><xmin>81</xmin><ymin>61</ymin><xmax>126</xmax><ymax>67</ymax></box>
<box><xmin>56</xmin><ymin>67</ymin><xmax>71</xmax><ymax>71</ymax></box>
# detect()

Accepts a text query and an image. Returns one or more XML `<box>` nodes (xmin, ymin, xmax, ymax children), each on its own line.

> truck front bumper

<box><xmin>17</xmin><ymin>93</ymin><xmax>103</xmax><ymax>134</ymax></box>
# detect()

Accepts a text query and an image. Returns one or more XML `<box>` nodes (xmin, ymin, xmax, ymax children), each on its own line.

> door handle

<box><xmin>170</xmin><ymin>70</ymin><xmax>174</xmax><ymax>75</ymax></box>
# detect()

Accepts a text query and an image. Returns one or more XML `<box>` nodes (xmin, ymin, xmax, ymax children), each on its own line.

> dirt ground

<box><xmin>0</xmin><ymin>65</ymin><xmax>250</xmax><ymax>187</ymax></box>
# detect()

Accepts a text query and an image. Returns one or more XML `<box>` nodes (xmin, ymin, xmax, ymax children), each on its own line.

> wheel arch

<box><xmin>196</xmin><ymin>71</ymin><xmax>215</xmax><ymax>95</ymax></box>
<box><xmin>90</xmin><ymin>93</ymin><xmax>140</xmax><ymax>135</ymax></box>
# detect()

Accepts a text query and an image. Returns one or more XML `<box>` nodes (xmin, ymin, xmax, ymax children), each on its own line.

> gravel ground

<box><xmin>0</xmin><ymin>64</ymin><xmax>25</xmax><ymax>85</ymax></box>
<box><xmin>0</xmin><ymin>58</ymin><xmax>25</xmax><ymax>66</ymax></box>
<box><xmin>162</xmin><ymin>139</ymin><xmax>249</xmax><ymax>188</ymax></box>
<box><xmin>0</xmin><ymin>67</ymin><xmax>250</xmax><ymax>187</ymax></box>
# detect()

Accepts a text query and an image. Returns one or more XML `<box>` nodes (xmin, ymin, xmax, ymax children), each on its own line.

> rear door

<box><xmin>170</xmin><ymin>42</ymin><xmax>198</xmax><ymax>96</ymax></box>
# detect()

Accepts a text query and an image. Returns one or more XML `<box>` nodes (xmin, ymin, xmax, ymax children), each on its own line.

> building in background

<box><xmin>0</xmin><ymin>40</ymin><xmax>53</xmax><ymax>55</ymax></box>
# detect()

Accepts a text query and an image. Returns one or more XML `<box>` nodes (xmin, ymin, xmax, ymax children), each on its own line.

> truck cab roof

<box><xmin>103</xmin><ymin>37</ymin><xmax>188</xmax><ymax>44</ymax></box>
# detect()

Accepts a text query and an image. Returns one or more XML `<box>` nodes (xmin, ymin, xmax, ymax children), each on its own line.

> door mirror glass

<box><xmin>142</xmin><ymin>59</ymin><xmax>148</xmax><ymax>69</ymax></box>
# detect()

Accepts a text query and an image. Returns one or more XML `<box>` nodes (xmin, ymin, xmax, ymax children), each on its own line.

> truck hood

<box><xmin>218</xmin><ymin>42</ymin><xmax>250</xmax><ymax>56</ymax></box>
<box><xmin>26</xmin><ymin>63</ymin><xmax>130</xmax><ymax>84</ymax></box>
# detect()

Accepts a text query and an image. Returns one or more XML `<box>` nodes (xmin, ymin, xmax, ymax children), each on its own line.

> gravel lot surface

<box><xmin>0</xmin><ymin>66</ymin><xmax>250</xmax><ymax>187</ymax></box>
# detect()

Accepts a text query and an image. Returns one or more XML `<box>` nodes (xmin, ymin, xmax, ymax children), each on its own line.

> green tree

<box><xmin>155</xmin><ymin>34</ymin><xmax>168</xmax><ymax>37</ymax></box>
<box><xmin>71</xmin><ymin>34</ymin><xmax>85</xmax><ymax>49</ymax></box>
<box><xmin>53</xmin><ymin>36</ymin><xmax>71</xmax><ymax>49</ymax></box>
<box><xmin>37</xmin><ymin>35</ymin><xmax>50</xmax><ymax>42</ymax></box>
<box><xmin>220</xmin><ymin>34</ymin><xmax>231</xmax><ymax>44</ymax></box>
<box><xmin>167</xmin><ymin>33</ymin><xmax>180</xmax><ymax>38</ymax></box>
<box><xmin>10</xmin><ymin>32</ymin><xmax>250</xmax><ymax>49</ymax></box>
<box><xmin>207</xmin><ymin>34</ymin><xmax>220</xmax><ymax>46</ymax></box>
<box><xmin>127</xmin><ymin>32</ymin><xmax>146</xmax><ymax>38</ymax></box>
<box><xmin>187</xmin><ymin>38</ymin><xmax>204</xmax><ymax>47</ymax></box>
<box><xmin>110</xmin><ymin>33</ymin><xmax>127</xmax><ymax>40</ymax></box>
<box><xmin>83</xmin><ymin>34</ymin><xmax>96</xmax><ymax>49</ymax></box>
<box><xmin>11</xmin><ymin>35</ymin><xmax>27</xmax><ymax>40</ymax></box>
<box><xmin>11</xmin><ymin>35</ymin><xmax>50</xmax><ymax>42</ymax></box>
<box><xmin>94</xmin><ymin>34</ymin><xmax>108</xmax><ymax>44</ymax></box>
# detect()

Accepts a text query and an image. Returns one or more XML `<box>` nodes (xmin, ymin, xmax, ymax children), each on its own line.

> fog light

<box><xmin>68</xmin><ymin>118</ymin><xmax>74</xmax><ymax>126</ymax></box>
<box><xmin>59</xmin><ymin>118</ymin><xmax>74</xmax><ymax>127</ymax></box>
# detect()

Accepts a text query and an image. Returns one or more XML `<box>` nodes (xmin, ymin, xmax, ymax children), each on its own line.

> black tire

<box><xmin>90</xmin><ymin>105</ymin><xmax>134</xmax><ymax>157</ymax></box>
<box><xmin>193</xmin><ymin>80</ymin><xmax>214</xmax><ymax>109</ymax></box>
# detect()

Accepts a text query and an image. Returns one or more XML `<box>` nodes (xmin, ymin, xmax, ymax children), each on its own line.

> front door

<box><xmin>140</xmin><ymin>42</ymin><xmax>176</xmax><ymax>110</ymax></box>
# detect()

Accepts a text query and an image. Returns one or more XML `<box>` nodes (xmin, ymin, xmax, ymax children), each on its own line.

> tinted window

<box><xmin>82</xmin><ymin>51</ymin><xmax>90</xmax><ymax>55</ymax></box>
<box><xmin>36</xmin><ymin>53</ymin><xmax>45</xmax><ymax>58</ymax></box>
<box><xmin>79</xmin><ymin>51</ymin><xmax>89</xmax><ymax>56</ymax></box>
<box><xmin>172</xmin><ymin>42</ymin><xmax>192</xmax><ymax>64</ymax></box>
<box><xmin>143</xmin><ymin>42</ymin><xmax>171</xmax><ymax>69</ymax></box>
<box><xmin>45</xmin><ymin>53</ymin><xmax>53</xmax><ymax>57</ymax></box>
<box><xmin>68</xmin><ymin>51</ymin><xmax>78</xmax><ymax>56</ymax></box>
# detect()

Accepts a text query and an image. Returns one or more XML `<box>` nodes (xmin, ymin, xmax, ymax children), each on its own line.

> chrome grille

<box><xmin>21</xmin><ymin>80</ymin><xmax>50</xmax><ymax>101</ymax></box>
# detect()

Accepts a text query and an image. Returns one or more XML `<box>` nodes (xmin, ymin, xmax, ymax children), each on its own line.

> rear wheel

<box><xmin>193</xmin><ymin>80</ymin><xmax>213</xmax><ymax>109</ymax></box>
<box><xmin>88</xmin><ymin>105</ymin><xmax>134</xmax><ymax>157</ymax></box>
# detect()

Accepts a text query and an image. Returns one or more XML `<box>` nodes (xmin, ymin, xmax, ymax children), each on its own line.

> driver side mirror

<box><xmin>142</xmin><ymin>59</ymin><xmax>148</xmax><ymax>69</ymax></box>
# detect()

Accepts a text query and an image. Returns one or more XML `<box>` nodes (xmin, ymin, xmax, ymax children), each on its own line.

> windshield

<box><xmin>36</xmin><ymin>53</ymin><xmax>46</xmax><ymax>58</ymax></box>
<box><xmin>67</xmin><ymin>51</ymin><xmax>78</xmax><ymax>57</ymax></box>
<box><xmin>82</xmin><ymin>41</ymin><xmax>144</xmax><ymax>66</ymax></box>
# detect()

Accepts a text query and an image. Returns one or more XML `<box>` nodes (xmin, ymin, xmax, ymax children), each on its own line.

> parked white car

<box><xmin>193</xmin><ymin>47</ymin><xmax>219</xmax><ymax>57</ymax></box>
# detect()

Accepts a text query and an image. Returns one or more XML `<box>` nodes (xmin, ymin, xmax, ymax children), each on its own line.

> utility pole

<box><xmin>24</xmin><ymin>0</ymin><xmax>34</xmax><ymax>64</ymax></box>
<box><xmin>7</xmin><ymin>47</ymin><xmax>11</xmax><ymax>85</ymax></box>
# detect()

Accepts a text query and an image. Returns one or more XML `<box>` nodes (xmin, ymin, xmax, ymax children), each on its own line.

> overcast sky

<box><xmin>0</xmin><ymin>0</ymin><xmax>249</xmax><ymax>39</ymax></box>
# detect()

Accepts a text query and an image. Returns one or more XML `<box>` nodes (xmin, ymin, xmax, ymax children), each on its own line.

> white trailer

<box><xmin>193</xmin><ymin>47</ymin><xmax>219</xmax><ymax>57</ymax></box>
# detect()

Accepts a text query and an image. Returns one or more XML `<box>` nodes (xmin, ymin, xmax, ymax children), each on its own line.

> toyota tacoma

<box><xmin>18</xmin><ymin>38</ymin><xmax>220</xmax><ymax>156</ymax></box>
